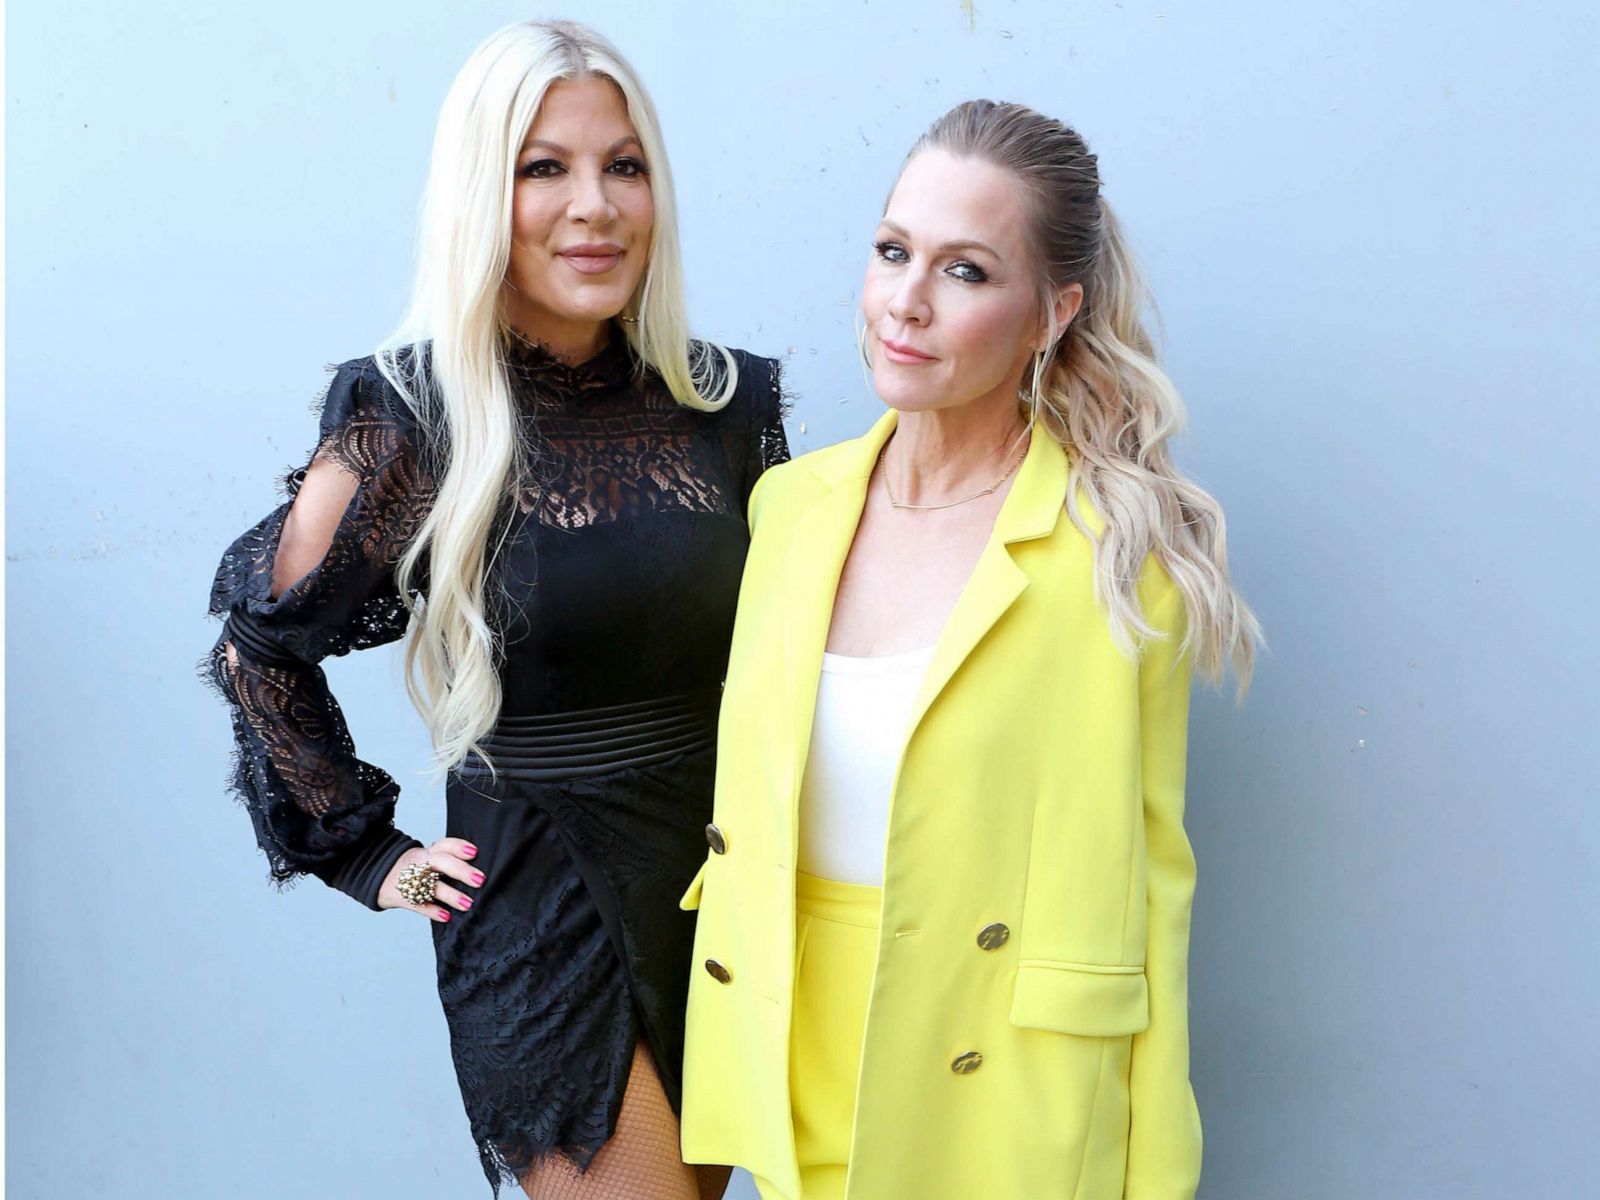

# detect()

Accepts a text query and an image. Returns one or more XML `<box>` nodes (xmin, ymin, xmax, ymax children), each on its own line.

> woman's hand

<box><xmin>377</xmin><ymin>838</ymin><xmax>483</xmax><ymax>922</ymax></box>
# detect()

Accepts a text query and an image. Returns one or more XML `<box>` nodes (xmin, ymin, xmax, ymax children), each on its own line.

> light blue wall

<box><xmin>8</xmin><ymin>2</ymin><xmax>1598</xmax><ymax>1196</ymax></box>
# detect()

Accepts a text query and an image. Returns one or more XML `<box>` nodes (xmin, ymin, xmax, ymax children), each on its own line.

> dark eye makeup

<box><xmin>608</xmin><ymin>156</ymin><xmax>649</xmax><ymax>177</ymax></box>
<box><xmin>517</xmin><ymin>155</ymin><xmax>650</xmax><ymax>180</ymax></box>
<box><xmin>873</xmin><ymin>239</ymin><xmax>991</xmax><ymax>283</ymax></box>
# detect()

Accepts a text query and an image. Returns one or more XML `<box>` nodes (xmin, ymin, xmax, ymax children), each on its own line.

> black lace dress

<box><xmin>205</xmin><ymin>331</ymin><xmax>789</xmax><ymax>1193</ymax></box>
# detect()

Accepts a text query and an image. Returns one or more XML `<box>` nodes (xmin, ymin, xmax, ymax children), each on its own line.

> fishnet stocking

<box><xmin>519</xmin><ymin>1042</ymin><xmax>732</xmax><ymax>1200</ymax></box>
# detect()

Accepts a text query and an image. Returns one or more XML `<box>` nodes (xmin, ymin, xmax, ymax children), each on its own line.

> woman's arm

<box><xmin>203</xmin><ymin>359</ymin><xmax>432</xmax><ymax>909</ymax></box>
<box><xmin>1124</xmin><ymin>568</ymin><xmax>1203</xmax><ymax>1199</ymax></box>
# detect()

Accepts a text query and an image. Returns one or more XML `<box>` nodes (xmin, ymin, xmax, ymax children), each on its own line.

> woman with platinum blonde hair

<box><xmin>206</xmin><ymin>19</ymin><xmax>785</xmax><ymax>1199</ymax></box>
<box><xmin>678</xmin><ymin>100</ymin><xmax>1259</xmax><ymax>1199</ymax></box>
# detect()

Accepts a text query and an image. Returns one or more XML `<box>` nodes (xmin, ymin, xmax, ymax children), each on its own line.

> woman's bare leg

<box><xmin>518</xmin><ymin>1041</ymin><xmax>698</xmax><ymax>1200</ymax></box>
<box><xmin>693</xmin><ymin>1162</ymin><xmax>733</xmax><ymax>1200</ymax></box>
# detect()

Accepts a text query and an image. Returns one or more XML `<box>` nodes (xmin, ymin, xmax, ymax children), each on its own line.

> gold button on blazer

<box><xmin>680</xmin><ymin>411</ymin><xmax>1202</xmax><ymax>1200</ymax></box>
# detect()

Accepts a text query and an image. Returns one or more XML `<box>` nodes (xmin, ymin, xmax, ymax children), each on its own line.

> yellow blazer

<box><xmin>679</xmin><ymin>411</ymin><xmax>1202</xmax><ymax>1200</ymax></box>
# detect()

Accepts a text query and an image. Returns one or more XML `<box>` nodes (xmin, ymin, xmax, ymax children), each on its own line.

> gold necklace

<box><xmin>877</xmin><ymin>434</ymin><xmax>1029</xmax><ymax>512</ymax></box>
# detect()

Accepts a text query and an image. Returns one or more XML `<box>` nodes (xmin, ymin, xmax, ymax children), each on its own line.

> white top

<box><xmin>797</xmin><ymin>644</ymin><xmax>937</xmax><ymax>886</ymax></box>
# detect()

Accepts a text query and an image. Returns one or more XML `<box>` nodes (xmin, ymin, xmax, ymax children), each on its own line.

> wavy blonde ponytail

<box><xmin>913</xmin><ymin>101</ymin><xmax>1261</xmax><ymax>690</ymax></box>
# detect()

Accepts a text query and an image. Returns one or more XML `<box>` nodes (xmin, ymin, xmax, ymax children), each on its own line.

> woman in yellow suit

<box><xmin>679</xmin><ymin>101</ymin><xmax>1260</xmax><ymax>1200</ymax></box>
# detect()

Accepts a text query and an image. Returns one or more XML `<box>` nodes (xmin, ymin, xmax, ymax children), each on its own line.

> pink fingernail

<box><xmin>437</xmin><ymin>911</ymin><xmax>450</xmax><ymax>923</ymax></box>
<box><xmin>462</xmin><ymin>844</ymin><xmax>478</xmax><ymax>858</ymax></box>
<box><xmin>472</xmin><ymin>872</ymin><xmax>485</xmax><ymax>886</ymax></box>
<box><xmin>459</xmin><ymin>897</ymin><xmax>473</xmax><ymax>910</ymax></box>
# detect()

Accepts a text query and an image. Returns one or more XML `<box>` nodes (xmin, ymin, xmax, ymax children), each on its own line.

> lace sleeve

<box><xmin>203</xmin><ymin>358</ymin><xmax>433</xmax><ymax>909</ymax></box>
<box><xmin>741</xmin><ymin>353</ymin><xmax>792</xmax><ymax>507</ymax></box>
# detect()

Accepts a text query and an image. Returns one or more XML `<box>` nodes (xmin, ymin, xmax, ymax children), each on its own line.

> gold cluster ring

<box><xmin>395</xmin><ymin>861</ymin><xmax>442</xmax><ymax>907</ymax></box>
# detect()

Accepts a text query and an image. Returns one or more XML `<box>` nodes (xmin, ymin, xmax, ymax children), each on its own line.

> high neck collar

<box><xmin>503</xmin><ymin>324</ymin><xmax>637</xmax><ymax>401</ymax></box>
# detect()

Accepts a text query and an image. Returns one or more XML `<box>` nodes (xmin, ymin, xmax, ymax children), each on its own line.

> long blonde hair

<box><xmin>377</xmin><ymin>20</ymin><xmax>735</xmax><ymax>770</ymax></box>
<box><xmin>909</xmin><ymin>101</ymin><xmax>1261</xmax><ymax>689</ymax></box>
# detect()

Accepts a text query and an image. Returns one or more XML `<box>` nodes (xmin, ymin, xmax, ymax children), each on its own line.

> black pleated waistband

<box><xmin>457</xmin><ymin>689</ymin><xmax>721</xmax><ymax>782</ymax></box>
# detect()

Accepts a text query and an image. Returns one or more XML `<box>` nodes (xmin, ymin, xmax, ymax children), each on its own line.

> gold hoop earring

<box><xmin>1025</xmin><ymin>349</ymin><xmax>1049</xmax><ymax>423</ymax></box>
<box><xmin>855</xmin><ymin>317</ymin><xmax>874</xmax><ymax>372</ymax></box>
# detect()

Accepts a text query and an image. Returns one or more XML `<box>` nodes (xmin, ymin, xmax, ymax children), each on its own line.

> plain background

<box><xmin>7</xmin><ymin>1</ymin><xmax>1598</xmax><ymax>1197</ymax></box>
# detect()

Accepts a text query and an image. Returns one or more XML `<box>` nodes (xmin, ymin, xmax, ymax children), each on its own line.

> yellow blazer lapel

<box><xmin>904</xmin><ymin>422</ymin><xmax>1069</xmax><ymax>739</ymax></box>
<box><xmin>778</xmin><ymin>413</ymin><xmax>898</xmax><ymax>821</ymax></box>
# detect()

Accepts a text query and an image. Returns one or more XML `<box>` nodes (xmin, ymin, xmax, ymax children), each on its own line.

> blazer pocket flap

<box><xmin>678</xmin><ymin>862</ymin><xmax>708</xmax><ymax>911</ymax></box>
<box><xmin>1009</xmin><ymin>960</ymin><xmax>1150</xmax><ymax>1036</ymax></box>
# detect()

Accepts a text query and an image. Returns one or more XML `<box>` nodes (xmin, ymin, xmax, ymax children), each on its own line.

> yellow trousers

<box><xmin>753</xmin><ymin>871</ymin><xmax>881</xmax><ymax>1200</ymax></box>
